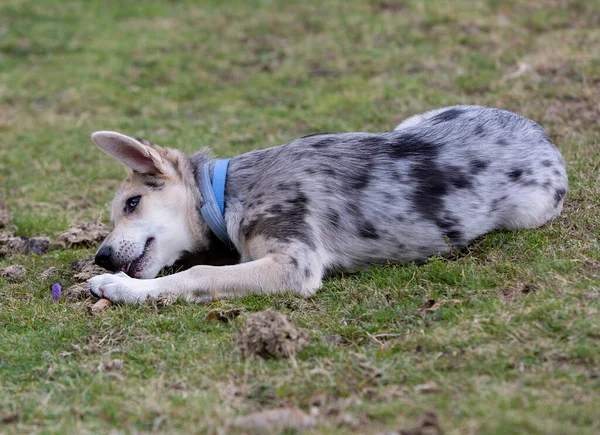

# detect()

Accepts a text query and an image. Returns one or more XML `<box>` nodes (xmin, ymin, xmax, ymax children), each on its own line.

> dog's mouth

<box><xmin>122</xmin><ymin>237</ymin><xmax>155</xmax><ymax>278</ymax></box>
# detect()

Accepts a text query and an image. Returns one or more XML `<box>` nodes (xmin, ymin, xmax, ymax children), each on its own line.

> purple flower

<box><xmin>51</xmin><ymin>283</ymin><xmax>61</xmax><ymax>303</ymax></box>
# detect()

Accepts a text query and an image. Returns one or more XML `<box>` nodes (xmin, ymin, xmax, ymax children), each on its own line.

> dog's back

<box><xmin>227</xmin><ymin>106</ymin><xmax>567</xmax><ymax>272</ymax></box>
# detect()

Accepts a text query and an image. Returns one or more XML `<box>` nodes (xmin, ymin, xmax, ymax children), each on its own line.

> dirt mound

<box><xmin>237</xmin><ymin>309</ymin><xmax>309</xmax><ymax>359</ymax></box>
<box><xmin>59</xmin><ymin>257</ymin><xmax>109</xmax><ymax>304</ymax></box>
<box><xmin>70</xmin><ymin>257</ymin><xmax>107</xmax><ymax>281</ymax></box>
<box><xmin>0</xmin><ymin>215</ymin><xmax>108</xmax><ymax>255</ymax></box>
<box><xmin>0</xmin><ymin>228</ymin><xmax>14</xmax><ymax>243</ymax></box>
<box><xmin>0</xmin><ymin>265</ymin><xmax>26</xmax><ymax>281</ymax></box>
<box><xmin>207</xmin><ymin>307</ymin><xmax>243</xmax><ymax>323</ymax></box>
<box><xmin>56</xmin><ymin>221</ymin><xmax>110</xmax><ymax>248</ymax></box>
<box><xmin>63</xmin><ymin>282</ymin><xmax>92</xmax><ymax>302</ymax></box>
<box><xmin>0</xmin><ymin>237</ymin><xmax>51</xmax><ymax>256</ymax></box>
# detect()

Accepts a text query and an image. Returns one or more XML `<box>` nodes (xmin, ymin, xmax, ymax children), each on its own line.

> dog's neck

<box><xmin>197</xmin><ymin>159</ymin><xmax>232</xmax><ymax>247</ymax></box>
<box><xmin>188</xmin><ymin>146</ymin><xmax>278</xmax><ymax>257</ymax></box>
<box><xmin>189</xmin><ymin>150</ymin><xmax>251</xmax><ymax>253</ymax></box>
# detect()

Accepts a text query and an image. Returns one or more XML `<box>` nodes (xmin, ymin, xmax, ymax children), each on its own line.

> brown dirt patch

<box><xmin>0</xmin><ymin>237</ymin><xmax>51</xmax><ymax>256</ymax></box>
<box><xmin>0</xmin><ymin>228</ymin><xmax>15</xmax><ymax>242</ymax></box>
<box><xmin>56</xmin><ymin>221</ymin><xmax>110</xmax><ymax>248</ymax></box>
<box><xmin>207</xmin><ymin>307</ymin><xmax>243</xmax><ymax>323</ymax></box>
<box><xmin>70</xmin><ymin>257</ymin><xmax>108</xmax><ymax>281</ymax></box>
<box><xmin>61</xmin><ymin>258</ymin><xmax>110</xmax><ymax>304</ymax></box>
<box><xmin>237</xmin><ymin>309</ymin><xmax>309</xmax><ymax>359</ymax></box>
<box><xmin>0</xmin><ymin>264</ymin><xmax>26</xmax><ymax>281</ymax></box>
<box><xmin>64</xmin><ymin>282</ymin><xmax>92</xmax><ymax>302</ymax></box>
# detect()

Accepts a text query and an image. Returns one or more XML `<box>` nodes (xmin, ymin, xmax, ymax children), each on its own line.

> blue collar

<box><xmin>199</xmin><ymin>159</ymin><xmax>233</xmax><ymax>247</ymax></box>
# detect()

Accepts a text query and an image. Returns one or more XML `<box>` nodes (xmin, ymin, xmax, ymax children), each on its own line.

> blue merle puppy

<box><xmin>88</xmin><ymin>105</ymin><xmax>568</xmax><ymax>304</ymax></box>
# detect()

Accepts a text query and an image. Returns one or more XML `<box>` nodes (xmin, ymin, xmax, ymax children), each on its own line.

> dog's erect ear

<box><xmin>91</xmin><ymin>131</ymin><xmax>166</xmax><ymax>175</ymax></box>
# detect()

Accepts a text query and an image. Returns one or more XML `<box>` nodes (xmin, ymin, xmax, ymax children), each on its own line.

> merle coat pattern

<box><xmin>88</xmin><ymin>106</ymin><xmax>568</xmax><ymax>304</ymax></box>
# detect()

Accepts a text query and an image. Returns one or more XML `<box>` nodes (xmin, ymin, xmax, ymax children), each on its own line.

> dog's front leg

<box><xmin>88</xmin><ymin>272</ymin><xmax>160</xmax><ymax>304</ymax></box>
<box><xmin>88</xmin><ymin>256</ymin><xmax>323</xmax><ymax>304</ymax></box>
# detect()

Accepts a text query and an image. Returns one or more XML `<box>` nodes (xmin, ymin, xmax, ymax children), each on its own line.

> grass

<box><xmin>1</xmin><ymin>0</ymin><xmax>599</xmax><ymax>433</ymax></box>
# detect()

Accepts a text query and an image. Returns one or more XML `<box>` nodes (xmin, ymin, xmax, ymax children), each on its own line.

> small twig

<box><xmin>89</xmin><ymin>298</ymin><xmax>112</xmax><ymax>315</ymax></box>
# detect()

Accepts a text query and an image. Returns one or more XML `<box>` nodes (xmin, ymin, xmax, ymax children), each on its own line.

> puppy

<box><xmin>88</xmin><ymin>106</ymin><xmax>568</xmax><ymax>303</ymax></box>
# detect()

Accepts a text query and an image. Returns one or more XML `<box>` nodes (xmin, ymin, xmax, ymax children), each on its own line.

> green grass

<box><xmin>1</xmin><ymin>0</ymin><xmax>600</xmax><ymax>433</ymax></box>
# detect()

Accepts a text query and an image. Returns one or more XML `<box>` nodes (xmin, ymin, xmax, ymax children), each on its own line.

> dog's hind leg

<box><xmin>88</xmin><ymin>251</ymin><xmax>324</xmax><ymax>304</ymax></box>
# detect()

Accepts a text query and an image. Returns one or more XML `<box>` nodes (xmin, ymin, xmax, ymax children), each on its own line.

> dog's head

<box><xmin>91</xmin><ymin>131</ymin><xmax>207</xmax><ymax>279</ymax></box>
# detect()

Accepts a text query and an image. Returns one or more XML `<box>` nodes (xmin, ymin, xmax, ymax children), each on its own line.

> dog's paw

<box><xmin>88</xmin><ymin>272</ymin><xmax>154</xmax><ymax>304</ymax></box>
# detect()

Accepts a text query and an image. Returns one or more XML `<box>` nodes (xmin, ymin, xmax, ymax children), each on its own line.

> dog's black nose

<box><xmin>95</xmin><ymin>245</ymin><xmax>116</xmax><ymax>271</ymax></box>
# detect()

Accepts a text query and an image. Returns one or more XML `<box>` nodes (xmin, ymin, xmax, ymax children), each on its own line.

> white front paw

<box><xmin>88</xmin><ymin>272</ymin><xmax>153</xmax><ymax>304</ymax></box>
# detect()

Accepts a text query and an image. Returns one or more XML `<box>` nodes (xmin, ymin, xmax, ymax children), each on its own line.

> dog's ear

<box><xmin>91</xmin><ymin>131</ymin><xmax>167</xmax><ymax>175</ymax></box>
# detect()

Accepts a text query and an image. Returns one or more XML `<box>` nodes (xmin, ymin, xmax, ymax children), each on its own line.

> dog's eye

<box><xmin>125</xmin><ymin>195</ymin><xmax>141</xmax><ymax>212</ymax></box>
